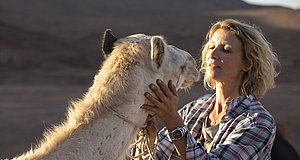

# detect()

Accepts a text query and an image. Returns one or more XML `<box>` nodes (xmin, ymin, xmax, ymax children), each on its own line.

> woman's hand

<box><xmin>144</xmin><ymin>114</ymin><xmax>157</xmax><ymax>147</ymax></box>
<box><xmin>141</xmin><ymin>79</ymin><xmax>187</xmax><ymax>160</ymax></box>
<box><xmin>141</xmin><ymin>79</ymin><xmax>184</xmax><ymax>131</ymax></box>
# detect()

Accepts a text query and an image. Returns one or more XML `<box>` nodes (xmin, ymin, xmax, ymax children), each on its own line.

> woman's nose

<box><xmin>210</xmin><ymin>47</ymin><xmax>220</xmax><ymax>59</ymax></box>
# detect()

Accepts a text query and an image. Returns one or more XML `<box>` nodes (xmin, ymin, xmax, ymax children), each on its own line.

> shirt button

<box><xmin>222</xmin><ymin>115</ymin><xmax>230</xmax><ymax>121</ymax></box>
<box><xmin>210</xmin><ymin>121</ymin><xmax>216</xmax><ymax>125</ymax></box>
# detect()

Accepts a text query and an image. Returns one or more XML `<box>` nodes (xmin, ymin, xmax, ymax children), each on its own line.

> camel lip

<box><xmin>180</xmin><ymin>79</ymin><xmax>195</xmax><ymax>88</ymax></box>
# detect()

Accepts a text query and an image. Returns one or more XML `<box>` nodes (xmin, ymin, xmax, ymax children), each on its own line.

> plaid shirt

<box><xmin>156</xmin><ymin>94</ymin><xmax>276</xmax><ymax>160</ymax></box>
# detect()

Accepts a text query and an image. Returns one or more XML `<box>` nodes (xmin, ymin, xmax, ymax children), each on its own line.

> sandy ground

<box><xmin>0</xmin><ymin>0</ymin><xmax>299</xmax><ymax>158</ymax></box>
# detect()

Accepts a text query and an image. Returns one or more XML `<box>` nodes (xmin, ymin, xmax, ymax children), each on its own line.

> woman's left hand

<box><xmin>141</xmin><ymin>79</ymin><xmax>184</xmax><ymax>131</ymax></box>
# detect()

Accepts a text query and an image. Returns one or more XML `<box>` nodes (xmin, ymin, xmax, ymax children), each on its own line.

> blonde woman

<box><xmin>138</xmin><ymin>19</ymin><xmax>279</xmax><ymax>159</ymax></box>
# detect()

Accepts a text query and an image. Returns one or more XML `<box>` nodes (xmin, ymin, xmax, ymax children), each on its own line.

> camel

<box><xmin>8</xmin><ymin>30</ymin><xmax>200</xmax><ymax>160</ymax></box>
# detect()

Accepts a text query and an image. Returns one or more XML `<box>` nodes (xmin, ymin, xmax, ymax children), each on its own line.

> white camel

<box><xmin>9</xmin><ymin>30</ymin><xmax>199</xmax><ymax>160</ymax></box>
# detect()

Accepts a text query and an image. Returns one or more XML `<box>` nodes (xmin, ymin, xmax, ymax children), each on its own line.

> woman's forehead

<box><xmin>210</xmin><ymin>29</ymin><xmax>241</xmax><ymax>45</ymax></box>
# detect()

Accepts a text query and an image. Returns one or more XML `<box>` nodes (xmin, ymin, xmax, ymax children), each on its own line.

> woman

<box><xmin>137</xmin><ymin>19</ymin><xmax>279</xmax><ymax>159</ymax></box>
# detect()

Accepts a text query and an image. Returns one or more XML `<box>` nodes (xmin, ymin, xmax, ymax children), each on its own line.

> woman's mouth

<box><xmin>208</xmin><ymin>63</ymin><xmax>220</xmax><ymax>69</ymax></box>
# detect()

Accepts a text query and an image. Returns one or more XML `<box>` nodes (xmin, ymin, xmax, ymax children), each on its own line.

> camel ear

<box><xmin>151</xmin><ymin>36</ymin><xmax>166</xmax><ymax>71</ymax></box>
<box><xmin>102</xmin><ymin>29</ymin><xmax>118</xmax><ymax>58</ymax></box>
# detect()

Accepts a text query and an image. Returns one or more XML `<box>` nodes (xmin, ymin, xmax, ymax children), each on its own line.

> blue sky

<box><xmin>242</xmin><ymin>0</ymin><xmax>300</xmax><ymax>9</ymax></box>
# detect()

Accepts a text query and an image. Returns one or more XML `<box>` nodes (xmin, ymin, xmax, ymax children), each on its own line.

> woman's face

<box><xmin>205</xmin><ymin>29</ymin><xmax>247</xmax><ymax>84</ymax></box>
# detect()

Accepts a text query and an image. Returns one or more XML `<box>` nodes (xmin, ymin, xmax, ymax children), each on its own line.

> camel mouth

<box><xmin>180</xmin><ymin>72</ymin><xmax>200</xmax><ymax>89</ymax></box>
<box><xmin>180</xmin><ymin>79</ymin><xmax>194</xmax><ymax>88</ymax></box>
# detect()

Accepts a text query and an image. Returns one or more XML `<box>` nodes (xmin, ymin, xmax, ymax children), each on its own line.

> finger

<box><xmin>147</xmin><ymin>116</ymin><xmax>156</xmax><ymax>126</ymax></box>
<box><xmin>146</xmin><ymin>115</ymin><xmax>157</xmax><ymax>130</ymax></box>
<box><xmin>145</xmin><ymin>92</ymin><xmax>160</xmax><ymax>105</ymax></box>
<box><xmin>147</xmin><ymin>123</ymin><xmax>157</xmax><ymax>135</ymax></box>
<box><xmin>145</xmin><ymin>92</ymin><xmax>163</xmax><ymax>107</ymax></box>
<box><xmin>157</xmin><ymin>79</ymin><xmax>172</xmax><ymax>97</ymax></box>
<box><xmin>168</xmin><ymin>80</ymin><xmax>178</xmax><ymax>96</ymax></box>
<box><xmin>146</xmin><ymin>123</ymin><xmax>158</xmax><ymax>142</ymax></box>
<box><xmin>149</xmin><ymin>84</ymin><xmax>167</xmax><ymax>102</ymax></box>
<box><xmin>140</xmin><ymin>104</ymin><xmax>160</xmax><ymax>114</ymax></box>
<box><xmin>146</xmin><ymin>114</ymin><xmax>156</xmax><ymax>123</ymax></box>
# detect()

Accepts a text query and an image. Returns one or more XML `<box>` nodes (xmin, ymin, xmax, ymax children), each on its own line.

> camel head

<box><xmin>101</xmin><ymin>29</ymin><xmax>200</xmax><ymax>90</ymax></box>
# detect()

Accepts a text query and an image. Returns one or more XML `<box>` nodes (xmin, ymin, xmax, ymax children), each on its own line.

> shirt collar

<box><xmin>206</xmin><ymin>94</ymin><xmax>252</xmax><ymax>113</ymax></box>
<box><xmin>223</xmin><ymin>94</ymin><xmax>255</xmax><ymax>120</ymax></box>
<box><xmin>226</xmin><ymin>95</ymin><xmax>246</xmax><ymax>112</ymax></box>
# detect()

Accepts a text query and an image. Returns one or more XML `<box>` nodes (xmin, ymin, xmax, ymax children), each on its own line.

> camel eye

<box><xmin>180</xmin><ymin>65</ymin><xmax>186</xmax><ymax>73</ymax></box>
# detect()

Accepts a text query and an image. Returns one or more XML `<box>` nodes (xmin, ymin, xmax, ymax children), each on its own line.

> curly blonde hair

<box><xmin>200</xmin><ymin>19</ymin><xmax>280</xmax><ymax>98</ymax></box>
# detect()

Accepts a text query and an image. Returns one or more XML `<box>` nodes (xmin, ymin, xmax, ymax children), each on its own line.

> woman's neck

<box><xmin>214</xmin><ymin>81</ymin><xmax>242</xmax><ymax>113</ymax></box>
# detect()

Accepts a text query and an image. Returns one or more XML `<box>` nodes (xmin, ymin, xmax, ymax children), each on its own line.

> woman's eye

<box><xmin>209</xmin><ymin>45</ymin><xmax>215</xmax><ymax>49</ymax></box>
<box><xmin>223</xmin><ymin>47</ymin><xmax>231</xmax><ymax>53</ymax></box>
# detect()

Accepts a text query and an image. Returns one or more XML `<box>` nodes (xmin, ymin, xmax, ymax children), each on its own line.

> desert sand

<box><xmin>0</xmin><ymin>0</ymin><xmax>299</xmax><ymax>158</ymax></box>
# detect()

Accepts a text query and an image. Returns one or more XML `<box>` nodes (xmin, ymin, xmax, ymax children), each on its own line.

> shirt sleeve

<box><xmin>155</xmin><ymin>101</ymin><xmax>198</xmax><ymax>159</ymax></box>
<box><xmin>155</xmin><ymin>127</ymin><xmax>176</xmax><ymax>160</ymax></box>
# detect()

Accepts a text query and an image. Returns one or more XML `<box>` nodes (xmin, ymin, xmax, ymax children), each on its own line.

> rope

<box><xmin>144</xmin><ymin>129</ymin><xmax>158</xmax><ymax>160</ymax></box>
<box><xmin>103</xmin><ymin>105</ymin><xmax>147</xmax><ymax>128</ymax></box>
<box><xmin>127</xmin><ymin>128</ymin><xmax>158</xmax><ymax>160</ymax></box>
